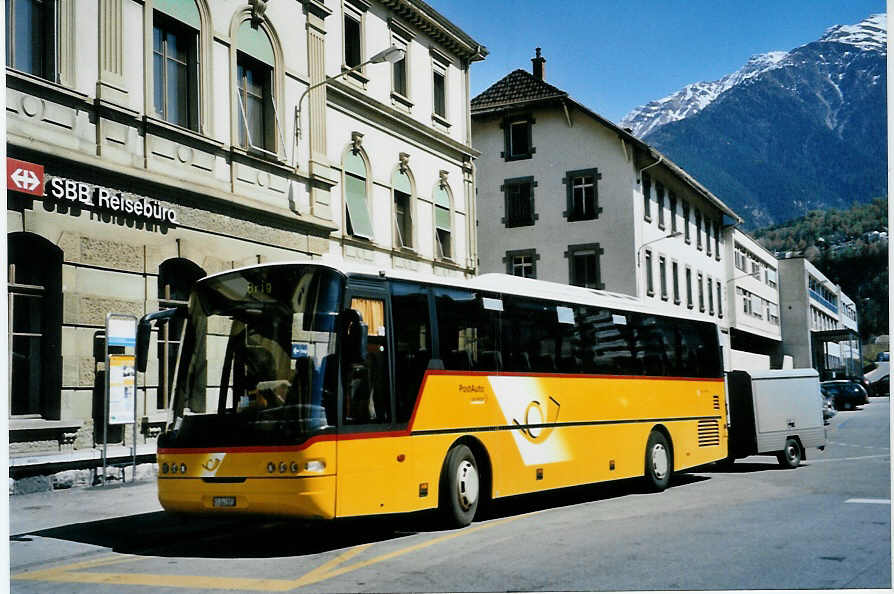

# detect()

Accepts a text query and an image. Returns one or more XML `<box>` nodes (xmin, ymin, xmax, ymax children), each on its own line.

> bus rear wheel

<box><xmin>439</xmin><ymin>444</ymin><xmax>479</xmax><ymax>527</ymax></box>
<box><xmin>644</xmin><ymin>431</ymin><xmax>672</xmax><ymax>491</ymax></box>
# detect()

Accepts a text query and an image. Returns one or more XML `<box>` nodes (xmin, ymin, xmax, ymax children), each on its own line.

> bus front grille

<box><xmin>698</xmin><ymin>419</ymin><xmax>720</xmax><ymax>447</ymax></box>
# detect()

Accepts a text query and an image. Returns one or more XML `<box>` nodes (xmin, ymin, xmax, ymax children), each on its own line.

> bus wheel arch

<box><xmin>644</xmin><ymin>425</ymin><xmax>673</xmax><ymax>491</ymax></box>
<box><xmin>438</xmin><ymin>437</ymin><xmax>492</xmax><ymax>527</ymax></box>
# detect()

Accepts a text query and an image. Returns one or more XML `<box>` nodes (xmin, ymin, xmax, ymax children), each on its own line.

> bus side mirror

<box><xmin>339</xmin><ymin>309</ymin><xmax>367</xmax><ymax>364</ymax></box>
<box><xmin>135</xmin><ymin>307</ymin><xmax>183</xmax><ymax>373</ymax></box>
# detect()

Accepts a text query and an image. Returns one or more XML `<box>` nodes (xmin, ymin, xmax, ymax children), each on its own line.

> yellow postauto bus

<box><xmin>137</xmin><ymin>261</ymin><xmax>727</xmax><ymax>527</ymax></box>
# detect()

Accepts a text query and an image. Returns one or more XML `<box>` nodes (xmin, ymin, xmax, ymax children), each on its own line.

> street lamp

<box><xmin>636</xmin><ymin>231</ymin><xmax>682</xmax><ymax>267</ymax></box>
<box><xmin>295</xmin><ymin>46</ymin><xmax>406</xmax><ymax>156</ymax></box>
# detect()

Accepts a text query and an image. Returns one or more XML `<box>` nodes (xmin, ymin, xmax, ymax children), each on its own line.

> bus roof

<box><xmin>199</xmin><ymin>259</ymin><xmax>716</xmax><ymax>325</ymax></box>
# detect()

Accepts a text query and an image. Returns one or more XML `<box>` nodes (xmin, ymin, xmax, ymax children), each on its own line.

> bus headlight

<box><xmin>290</xmin><ymin>462</ymin><xmax>299</xmax><ymax>473</ymax></box>
<box><xmin>179</xmin><ymin>463</ymin><xmax>187</xmax><ymax>474</ymax></box>
<box><xmin>162</xmin><ymin>463</ymin><xmax>169</xmax><ymax>474</ymax></box>
<box><xmin>267</xmin><ymin>462</ymin><xmax>275</xmax><ymax>473</ymax></box>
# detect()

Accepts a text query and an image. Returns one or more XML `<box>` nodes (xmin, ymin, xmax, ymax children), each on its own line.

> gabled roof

<box><xmin>470</xmin><ymin>67</ymin><xmax>742</xmax><ymax>224</ymax></box>
<box><xmin>470</xmin><ymin>69</ymin><xmax>567</xmax><ymax>113</ymax></box>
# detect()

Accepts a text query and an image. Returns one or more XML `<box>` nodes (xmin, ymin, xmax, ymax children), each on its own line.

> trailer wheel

<box><xmin>777</xmin><ymin>438</ymin><xmax>802</xmax><ymax>469</ymax></box>
<box><xmin>644</xmin><ymin>431</ymin><xmax>672</xmax><ymax>491</ymax></box>
<box><xmin>439</xmin><ymin>444</ymin><xmax>479</xmax><ymax>527</ymax></box>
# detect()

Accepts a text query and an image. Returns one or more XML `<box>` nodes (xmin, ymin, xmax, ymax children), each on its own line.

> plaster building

<box><xmin>470</xmin><ymin>50</ymin><xmax>741</xmax><ymax>340</ymax></box>
<box><xmin>777</xmin><ymin>256</ymin><xmax>861</xmax><ymax>379</ymax></box>
<box><xmin>724</xmin><ymin>228</ymin><xmax>784</xmax><ymax>369</ymax></box>
<box><xmin>6</xmin><ymin>0</ymin><xmax>485</xmax><ymax>463</ymax></box>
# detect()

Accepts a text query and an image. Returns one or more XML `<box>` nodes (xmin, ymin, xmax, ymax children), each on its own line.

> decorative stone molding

<box><xmin>399</xmin><ymin>152</ymin><xmax>410</xmax><ymax>172</ymax></box>
<box><xmin>438</xmin><ymin>169</ymin><xmax>449</xmax><ymax>189</ymax></box>
<box><xmin>249</xmin><ymin>0</ymin><xmax>268</xmax><ymax>26</ymax></box>
<box><xmin>351</xmin><ymin>131</ymin><xmax>364</xmax><ymax>152</ymax></box>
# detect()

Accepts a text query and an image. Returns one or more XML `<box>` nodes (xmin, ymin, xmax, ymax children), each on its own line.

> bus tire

<box><xmin>439</xmin><ymin>444</ymin><xmax>479</xmax><ymax>527</ymax></box>
<box><xmin>644</xmin><ymin>431</ymin><xmax>672</xmax><ymax>491</ymax></box>
<box><xmin>777</xmin><ymin>438</ymin><xmax>802</xmax><ymax>469</ymax></box>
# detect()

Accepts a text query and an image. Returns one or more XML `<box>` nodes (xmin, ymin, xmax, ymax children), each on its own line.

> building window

<box><xmin>735</xmin><ymin>247</ymin><xmax>748</xmax><ymax>271</ymax></box>
<box><xmin>695</xmin><ymin>209</ymin><xmax>702</xmax><ymax>250</ymax></box>
<box><xmin>343</xmin><ymin>6</ymin><xmax>362</xmax><ymax>68</ymax></box>
<box><xmin>716</xmin><ymin>280</ymin><xmax>723</xmax><ymax>318</ymax></box>
<box><xmin>656</xmin><ymin>183</ymin><xmax>666</xmax><ymax>229</ymax></box>
<box><xmin>659</xmin><ymin>255</ymin><xmax>668</xmax><ymax>300</ymax></box>
<box><xmin>714</xmin><ymin>221</ymin><xmax>721</xmax><ymax>260</ymax></box>
<box><xmin>564</xmin><ymin>168</ymin><xmax>601</xmax><ymax>221</ymax></box>
<box><xmin>685</xmin><ymin>267</ymin><xmax>695</xmax><ymax>309</ymax></box>
<box><xmin>236</xmin><ymin>52</ymin><xmax>274</xmax><ymax>151</ymax></box>
<box><xmin>672</xmin><ymin>260</ymin><xmax>680</xmax><ymax>304</ymax></box>
<box><xmin>766</xmin><ymin>267</ymin><xmax>778</xmax><ymax>288</ymax></box>
<box><xmin>504</xmin><ymin>249</ymin><xmax>538</xmax><ymax>279</ymax></box>
<box><xmin>669</xmin><ymin>192</ymin><xmax>678</xmax><ymax>233</ymax></box>
<box><xmin>391</xmin><ymin>34</ymin><xmax>408</xmax><ymax>98</ymax></box>
<box><xmin>157</xmin><ymin>258</ymin><xmax>205</xmax><ymax>409</ymax></box>
<box><xmin>152</xmin><ymin>10</ymin><xmax>200</xmax><ymax>131</ymax></box>
<box><xmin>343</xmin><ymin>148</ymin><xmax>374</xmax><ymax>239</ymax></box>
<box><xmin>707</xmin><ymin>275</ymin><xmax>714</xmax><ymax>315</ymax></box>
<box><xmin>566</xmin><ymin>243</ymin><xmax>604</xmax><ymax>289</ymax></box>
<box><xmin>642</xmin><ymin>173</ymin><xmax>652</xmax><ymax>221</ymax></box>
<box><xmin>432</xmin><ymin>57</ymin><xmax>447</xmax><ymax>120</ymax></box>
<box><xmin>644</xmin><ymin>250</ymin><xmax>654</xmax><ymax>297</ymax></box>
<box><xmin>502</xmin><ymin>177</ymin><xmax>536</xmax><ymax>228</ymax></box>
<box><xmin>6</xmin><ymin>0</ymin><xmax>56</xmax><ymax>81</ymax></box>
<box><xmin>393</xmin><ymin>169</ymin><xmax>413</xmax><ymax>249</ymax></box>
<box><xmin>8</xmin><ymin>233</ymin><xmax>62</xmax><ymax>419</ymax></box>
<box><xmin>698</xmin><ymin>272</ymin><xmax>705</xmax><ymax>312</ymax></box>
<box><xmin>705</xmin><ymin>220</ymin><xmax>713</xmax><ymax>257</ymax></box>
<box><xmin>502</xmin><ymin>114</ymin><xmax>534</xmax><ymax>160</ymax></box>
<box><xmin>682</xmin><ymin>200</ymin><xmax>690</xmax><ymax>243</ymax></box>
<box><xmin>751</xmin><ymin>259</ymin><xmax>761</xmax><ymax>280</ymax></box>
<box><xmin>434</xmin><ymin>183</ymin><xmax>452</xmax><ymax>260</ymax></box>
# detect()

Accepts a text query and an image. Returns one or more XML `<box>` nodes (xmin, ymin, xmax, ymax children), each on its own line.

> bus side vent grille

<box><xmin>698</xmin><ymin>419</ymin><xmax>720</xmax><ymax>447</ymax></box>
<box><xmin>713</xmin><ymin>395</ymin><xmax>720</xmax><ymax>410</ymax></box>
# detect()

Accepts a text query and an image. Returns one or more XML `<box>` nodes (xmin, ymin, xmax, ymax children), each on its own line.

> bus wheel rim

<box><xmin>456</xmin><ymin>460</ymin><xmax>479</xmax><ymax>511</ymax></box>
<box><xmin>651</xmin><ymin>444</ymin><xmax>668</xmax><ymax>479</ymax></box>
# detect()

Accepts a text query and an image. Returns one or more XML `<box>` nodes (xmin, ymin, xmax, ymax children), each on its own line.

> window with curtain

<box><xmin>344</xmin><ymin>149</ymin><xmax>374</xmax><ymax>239</ymax></box>
<box><xmin>434</xmin><ymin>184</ymin><xmax>452</xmax><ymax>260</ymax></box>
<box><xmin>393</xmin><ymin>169</ymin><xmax>413</xmax><ymax>248</ymax></box>
<box><xmin>235</xmin><ymin>20</ymin><xmax>276</xmax><ymax>153</ymax></box>
<box><xmin>152</xmin><ymin>2</ymin><xmax>200</xmax><ymax>130</ymax></box>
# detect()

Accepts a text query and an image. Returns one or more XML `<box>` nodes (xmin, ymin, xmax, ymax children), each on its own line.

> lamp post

<box><xmin>636</xmin><ymin>231</ymin><xmax>682</xmax><ymax>267</ymax></box>
<box><xmin>294</xmin><ymin>45</ymin><xmax>406</xmax><ymax>162</ymax></box>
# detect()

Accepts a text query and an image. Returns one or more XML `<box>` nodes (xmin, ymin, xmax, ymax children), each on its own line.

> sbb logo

<box><xmin>7</xmin><ymin>158</ymin><xmax>45</xmax><ymax>197</ymax></box>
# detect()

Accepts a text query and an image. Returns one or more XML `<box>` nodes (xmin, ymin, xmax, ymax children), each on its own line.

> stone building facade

<box><xmin>6</xmin><ymin>0</ymin><xmax>485</xmax><ymax>459</ymax></box>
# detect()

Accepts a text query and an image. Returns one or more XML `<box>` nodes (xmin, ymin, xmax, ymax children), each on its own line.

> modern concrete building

<box><xmin>470</xmin><ymin>49</ymin><xmax>741</xmax><ymax>331</ymax></box>
<box><xmin>6</xmin><ymin>0</ymin><xmax>485</xmax><ymax>462</ymax></box>
<box><xmin>777</xmin><ymin>256</ymin><xmax>861</xmax><ymax>379</ymax></box>
<box><xmin>724</xmin><ymin>228</ymin><xmax>783</xmax><ymax>369</ymax></box>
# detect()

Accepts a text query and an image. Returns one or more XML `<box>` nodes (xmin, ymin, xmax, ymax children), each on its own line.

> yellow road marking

<box><xmin>12</xmin><ymin>514</ymin><xmax>529</xmax><ymax>591</ymax></box>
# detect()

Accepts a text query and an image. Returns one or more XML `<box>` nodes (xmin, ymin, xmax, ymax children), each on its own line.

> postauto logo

<box><xmin>7</xmin><ymin>158</ymin><xmax>45</xmax><ymax>197</ymax></box>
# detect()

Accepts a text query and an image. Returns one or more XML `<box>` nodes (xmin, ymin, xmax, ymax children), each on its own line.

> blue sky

<box><xmin>436</xmin><ymin>1</ymin><xmax>886</xmax><ymax>123</ymax></box>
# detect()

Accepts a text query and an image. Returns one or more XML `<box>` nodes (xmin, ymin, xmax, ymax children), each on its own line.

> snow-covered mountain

<box><xmin>620</xmin><ymin>13</ymin><xmax>887</xmax><ymax>139</ymax></box>
<box><xmin>620</xmin><ymin>14</ymin><xmax>887</xmax><ymax>228</ymax></box>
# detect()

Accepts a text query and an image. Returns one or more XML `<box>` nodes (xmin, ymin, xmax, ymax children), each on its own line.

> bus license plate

<box><xmin>213</xmin><ymin>496</ymin><xmax>236</xmax><ymax>507</ymax></box>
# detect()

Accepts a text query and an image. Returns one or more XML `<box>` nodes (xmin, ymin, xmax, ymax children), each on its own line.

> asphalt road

<box><xmin>10</xmin><ymin>397</ymin><xmax>891</xmax><ymax>593</ymax></box>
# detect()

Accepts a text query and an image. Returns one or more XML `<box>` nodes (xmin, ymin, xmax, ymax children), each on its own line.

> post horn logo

<box><xmin>513</xmin><ymin>396</ymin><xmax>561</xmax><ymax>444</ymax></box>
<box><xmin>202</xmin><ymin>457</ymin><xmax>222</xmax><ymax>472</ymax></box>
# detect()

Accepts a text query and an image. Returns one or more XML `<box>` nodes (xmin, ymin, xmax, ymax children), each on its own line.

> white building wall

<box><xmin>724</xmin><ymin>229</ymin><xmax>782</xmax><ymax>341</ymax></box>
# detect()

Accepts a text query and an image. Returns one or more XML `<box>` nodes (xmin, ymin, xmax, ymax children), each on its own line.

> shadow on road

<box><xmin>10</xmin><ymin>474</ymin><xmax>712</xmax><ymax>560</ymax></box>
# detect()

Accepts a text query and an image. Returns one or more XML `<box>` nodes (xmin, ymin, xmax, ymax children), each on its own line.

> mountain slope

<box><xmin>621</xmin><ymin>14</ymin><xmax>887</xmax><ymax>228</ymax></box>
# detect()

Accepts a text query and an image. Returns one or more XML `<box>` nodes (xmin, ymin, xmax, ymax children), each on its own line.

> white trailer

<box><xmin>726</xmin><ymin>369</ymin><xmax>826</xmax><ymax>468</ymax></box>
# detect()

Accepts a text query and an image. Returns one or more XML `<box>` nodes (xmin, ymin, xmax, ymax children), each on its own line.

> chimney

<box><xmin>531</xmin><ymin>47</ymin><xmax>545</xmax><ymax>81</ymax></box>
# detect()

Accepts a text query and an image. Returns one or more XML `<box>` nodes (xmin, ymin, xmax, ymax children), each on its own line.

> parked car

<box><xmin>820</xmin><ymin>390</ymin><xmax>836</xmax><ymax>423</ymax></box>
<box><xmin>870</xmin><ymin>374</ymin><xmax>889</xmax><ymax>397</ymax></box>
<box><xmin>820</xmin><ymin>380</ymin><xmax>869</xmax><ymax>410</ymax></box>
<box><xmin>854</xmin><ymin>375</ymin><xmax>875</xmax><ymax>398</ymax></box>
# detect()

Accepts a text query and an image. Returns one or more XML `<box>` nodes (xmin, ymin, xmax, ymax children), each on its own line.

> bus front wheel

<box><xmin>644</xmin><ymin>431</ymin><xmax>672</xmax><ymax>491</ymax></box>
<box><xmin>439</xmin><ymin>444</ymin><xmax>479</xmax><ymax>527</ymax></box>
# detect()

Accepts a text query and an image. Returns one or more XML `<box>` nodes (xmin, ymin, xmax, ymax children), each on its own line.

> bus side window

<box><xmin>434</xmin><ymin>288</ymin><xmax>500</xmax><ymax>372</ymax></box>
<box><xmin>391</xmin><ymin>282</ymin><xmax>431</xmax><ymax>423</ymax></box>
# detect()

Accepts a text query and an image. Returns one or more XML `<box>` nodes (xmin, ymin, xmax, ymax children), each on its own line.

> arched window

<box><xmin>157</xmin><ymin>258</ymin><xmax>205</xmax><ymax>408</ymax></box>
<box><xmin>8</xmin><ymin>233</ymin><xmax>62</xmax><ymax>418</ymax></box>
<box><xmin>151</xmin><ymin>0</ymin><xmax>202</xmax><ymax>131</ymax></box>
<box><xmin>343</xmin><ymin>147</ymin><xmax>373</xmax><ymax>239</ymax></box>
<box><xmin>392</xmin><ymin>168</ymin><xmax>414</xmax><ymax>249</ymax></box>
<box><xmin>434</xmin><ymin>182</ymin><xmax>452</xmax><ymax>260</ymax></box>
<box><xmin>235</xmin><ymin>20</ymin><xmax>278</xmax><ymax>152</ymax></box>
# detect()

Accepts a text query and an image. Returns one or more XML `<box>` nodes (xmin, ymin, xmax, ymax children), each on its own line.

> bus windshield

<box><xmin>160</xmin><ymin>265</ymin><xmax>344</xmax><ymax>448</ymax></box>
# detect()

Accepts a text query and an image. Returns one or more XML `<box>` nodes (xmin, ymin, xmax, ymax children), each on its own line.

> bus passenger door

<box><xmin>336</xmin><ymin>287</ymin><xmax>411</xmax><ymax>517</ymax></box>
